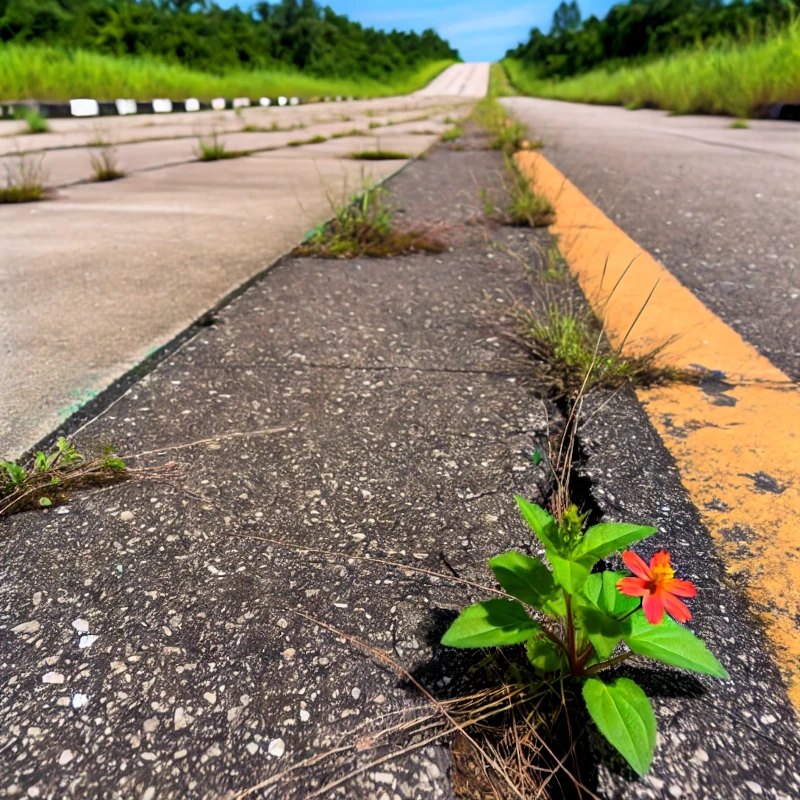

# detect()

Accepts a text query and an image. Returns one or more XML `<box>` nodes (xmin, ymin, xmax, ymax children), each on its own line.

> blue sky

<box><xmin>318</xmin><ymin>1</ymin><xmax>617</xmax><ymax>62</ymax></box>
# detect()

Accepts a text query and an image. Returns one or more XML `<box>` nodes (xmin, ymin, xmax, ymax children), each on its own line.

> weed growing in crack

<box><xmin>441</xmin><ymin>498</ymin><xmax>728</xmax><ymax>777</ymax></box>
<box><xmin>544</xmin><ymin>240</ymin><xmax>569</xmax><ymax>280</ymax></box>
<box><xmin>15</xmin><ymin>108</ymin><xmax>49</xmax><ymax>134</ymax></box>
<box><xmin>196</xmin><ymin>132</ymin><xmax>249</xmax><ymax>161</ymax></box>
<box><xmin>349</xmin><ymin>150</ymin><xmax>411</xmax><ymax>160</ymax></box>
<box><xmin>0</xmin><ymin>154</ymin><xmax>46</xmax><ymax>203</ymax></box>
<box><xmin>730</xmin><ymin>119</ymin><xmax>749</xmax><ymax>129</ymax></box>
<box><xmin>479</xmin><ymin>188</ymin><xmax>496</xmax><ymax>217</ymax></box>
<box><xmin>288</xmin><ymin>134</ymin><xmax>327</xmax><ymax>146</ymax></box>
<box><xmin>0</xmin><ymin>439</ymin><xmax>127</xmax><ymax>516</ymax></box>
<box><xmin>90</xmin><ymin>145</ymin><xmax>125</xmax><ymax>182</ymax></box>
<box><xmin>331</xmin><ymin>128</ymin><xmax>365</xmax><ymax>138</ymax></box>
<box><xmin>505</xmin><ymin>155</ymin><xmax>555</xmax><ymax>227</ymax></box>
<box><xmin>296</xmin><ymin>181</ymin><xmax>444</xmax><ymax>259</ymax></box>
<box><xmin>441</xmin><ymin>126</ymin><xmax>463</xmax><ymax>142</ymax></box>
<box><xmin>513</xmin><ymin>300</ymin><xmax>691</xmax><ymax>394</ymax></box>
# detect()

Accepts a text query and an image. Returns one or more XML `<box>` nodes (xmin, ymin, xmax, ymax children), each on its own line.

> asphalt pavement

<box><xmin>503</xmin><ymin>97</ymin><xmax>800</xmax><ymax>380</ymax></box>
<box><xmin>0</xmin><ymin>62</ymin><xmax>487</xmax><ymax>460</ymax></box>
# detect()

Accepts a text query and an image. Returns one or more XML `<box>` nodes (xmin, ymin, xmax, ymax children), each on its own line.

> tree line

<box><xmin>506</xmin><ymin>0</ymin><xmax>798</xmax><ymax>79</ymax></box>
<box><xmin>0</xmin><ymin>0</ymin><xmax>459</xmax><ymax>81</ymax></box>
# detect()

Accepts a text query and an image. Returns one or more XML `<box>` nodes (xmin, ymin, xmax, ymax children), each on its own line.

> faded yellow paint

<box><xmin>516</xmin><ymin>151</ymin><xmax>800</xmax><ymax>708</ymax></box>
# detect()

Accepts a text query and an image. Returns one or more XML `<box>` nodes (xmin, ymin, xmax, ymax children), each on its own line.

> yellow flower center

<box><xmin>650</xmin><ymin>562</ymin><xmax>675</xmax><ymax>585</ymax></box>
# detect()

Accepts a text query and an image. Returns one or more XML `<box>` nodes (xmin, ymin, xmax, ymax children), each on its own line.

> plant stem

<box><xmin>584</xmin><ymin>650</ymin><xmax>635</xmax><ymax>677</ymax></box>
<box><xmin>565</xmin><ymin>594</ymin><xmax>578</xmax><ymax>675</ymax></box>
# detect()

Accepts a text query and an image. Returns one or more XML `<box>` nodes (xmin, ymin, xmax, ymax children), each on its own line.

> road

<box><xmin>0</xmin><ymin>63</ymin><xmax>487</xmax><ymax>459</ymax></box>
<box><xmin>503</xmin><ymin>97</ymin><xmax>800</xmax><ymax>380</ymax></box>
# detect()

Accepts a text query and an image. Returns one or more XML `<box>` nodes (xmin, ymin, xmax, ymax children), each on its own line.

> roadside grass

<box><xmin>14</xmin><ymin>108</ymin><xmax>49</xmax><ymax>134</ymax></box>
<box><xmin>196</xmin><ymin>132</ymin><xmax>249</xmax><ymax>161</ymax></box>
<box><xmin>0</xmin><ymin>155</ymin><xmax>46</xmax><ymax>203</ymax></box>
<box><xmin>730</xmin><ymin>119</ymin><xmax>750</xmax><ymax>129</ymax></box>
<box><xmin>297</xmin><ymin>183</ymin><xmax>444</xmax><ymax>259</ymax></box>
<box><xmin>349</xmin><ymin>150</ymin><xmax>411</xmax><ymax>160</ymax></box>
<box><xmin>441</xmin><ymin>126</ymin><xmax>463</xmax><ymax>141</ymax></box>
<box><xmin>0</xmin><ymin>45</ymin><xmax>456</xmax><ymax>102</ymax></box>
<box><xmin>504</xmin><ymin>155</ymin><xmax>554</xmax><ymax>228</ymax></box>
<box><xmin>0</xmin><ymin>438</ymin><xmax>126</xmax><ymax>517</ymax></box>
<box><xmin>368</xmin><ymin>121</ymin><xmax>382</xmax><ymax>129</ymax></box>
<box><xmin>502</xmin><ymin>21</ymin><xmax>800</xmax><ymax>117</ymax></box>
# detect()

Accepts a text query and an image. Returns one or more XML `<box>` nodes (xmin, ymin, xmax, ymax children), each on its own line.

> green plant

<box><xmin>730</xmin><ymin>119</ymin><xmax>749</xmax><ymax>128</ymax></box>
<box><xmin>15</xmin><ymin>108</ymin><xmax>49</xmax><ymax>134</ymax></box>
<box><xmin>288</xmin><ymin>134</ymin><xmax>327</xmax><ymax>146</ymax></box>
<box><xmin>441</xmin><ymin>497</ymin><xmax>728</xmax><ymax>775</ymax></box>
<box><xmin>488</xmin><ymin>61</ymin><xmax>515</xmax><ymax>97</ymax></box>
<box><xmin>0</xmin><ymin>155</ymin><xmax>46</xmax><ymax>204</ymax></box>
<box><xmin>349</xmin><ymin>150</ymin><xmax>411</xmax><ymax>160</ymax></box>
<box><xmin>505</xmin><ymin>156</ymin><xmax>554</xmax><ymax>228</ymax></box>
<box><xmin>543</xmin><ymin>241</ymin><xmax>568</xmax><ymax>280</ymax></box>
<box><xmin>479</xmin><ymin>188</ymin><xmax>496</xmax><ymax>217</ymax></box>
<box><xmin>331</xmin><ymin>128</ymin><xmax>365</xmax><ymax>138</ymax></box>
<box><xmin>297</xmin><ymin>183</ymin><xmax>443</xmax><ymax>259</ymax></box>
<box><xmin>0</xmin><ymin>439</ymin><xmax>127</xmax><ymax>516</ymax></box>
<box><xmin>441</xmin><ymin>126</ymin><xmax>463</xmax><ymax>142</ymax></box>
<box><xmin>90</xmin><ymin>146</ymin><xmax>125</xmax><ymax>182</ymax></box>
<box><xmin>196</xmin><ymin>132</ymin><xmax>249</xmax><ymax>161</ymax></box>
<box><xmin>471</xmin><ymin>96</ymin><xmax>529</xmax><ymax>156</ymax></box>
<box><xmin>368</xmin><ymin>121</ymin><xmax>381</xmax><ymax>129</ymax></box>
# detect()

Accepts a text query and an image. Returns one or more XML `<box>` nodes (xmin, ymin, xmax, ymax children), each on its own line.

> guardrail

<box><xmin>0</xmin><ymin>94</ymin><xmax>356</xmax><ymax>120</ymax></box>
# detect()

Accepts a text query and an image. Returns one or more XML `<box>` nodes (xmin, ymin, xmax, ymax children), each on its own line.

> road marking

<box><xmin>516</xmin><ymin>150</ymin><xmax>800</xmax><ymax>709</ymax></box>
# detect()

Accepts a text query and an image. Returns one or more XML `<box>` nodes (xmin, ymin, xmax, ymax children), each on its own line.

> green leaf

<box><xmin>575</xmin><ymin>606</ymin><xmax>623</xmax><ymax>659</ymax></box>
<box><xmin>622</xmin><ymin>611</ymin><xmax>729</xmax><ymax>679</ymax></box>
<box><xmin>583</xmin><ymin>677</ymin><xmax>656</xmax><ymax>775</ymax></box>
<box><xmin>38</xmin><ymin>497</ymin><xmax>52</xmax><ymax>507</ymax></box>
<box><xmin>515</xmin><ymin>496</ymin><xmax>558</xmax><ymax>551</ymax></box>
<box><xmin>489</xmin><ymin>551</ymin><xmax>565</xmax><ymax>617</ymax></box>
<box><xmin>548</xmin><ymin>550</ymin><xmax>594</xmax><ymax>595</ymax></box>
<box><xmin>441</xmin><ymin>599</ymin><xmax>540</xmax><ymax>649</ymax></box>
<box><xmin>34</xmin><ymin>452</ymin><xmax>48</xmax><ymax>471</ymax></box>
<box><xmin>582</xmin><ymin>572</ymin><xmax>640</xmax><ymax>618</ymax></box>
<box><xmin>1</xmin><ymin>461</ymin><xmax>27</xmax><ymax>487</ymax></box>
<box><xmin>525</xmin><ymin>634</ymin><xmax>565</xmax><ymax>675</ymax></box>
<box><xmin>576</xmin><ymin>523</ymin><xmax>656</xmax><ymax>560</ymax></box>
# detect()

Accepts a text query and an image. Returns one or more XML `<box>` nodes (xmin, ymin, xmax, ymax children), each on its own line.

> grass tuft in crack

<box><xmin>288</xmin><ymin>134</ymin><xmax>328</xmax><ymax>146</ymax></box>
<box><xmin>0</xmin><ymin>438</ymin><xmax>127</xmax><ymax>517</ymax></box>
<box><xmin>15</xmin><ymin>108</ymin><xmax>49</xmax><ymax>134</ymax></box>
<box><xmin>505</xmin><ymin>155</ymin><xmax>555</xmax><ymax>228</ymax></box>
<box><xmin>296</xmin><ymin>183</ymin><xmax>444</xmax><ymax>259</ymax></box>
<box><xmin>349</xmin><ymin>150</ymin><xmax>411</xmax><ymax>160</ymax></box>
<box><xmin>90</xmin><ymin>146</ymin><xmax>125</xmax><ymax>182</ymax></box>
<box><xmin>0</xmin><ymin>154</ymin><xmax>46</xmax><ymax>203</ymax></box>
<box><xmin>441</xmin><ymin>126</ymin><xmax>463</xmax><ymax>142</ymax></box>
<box><xmin>196</xmin><ymin>132</ymin><xmax>249</xmax><ymax>161</ymax></box>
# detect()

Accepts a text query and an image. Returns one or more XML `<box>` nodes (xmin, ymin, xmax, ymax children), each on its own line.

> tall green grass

<box><xmin>0</xmin><ymin>45</ymin><xmax>455</xmax><ymax>102</ymax></box>
<box><xmin>503</xmin><ymin>22</ymin><xmax>800</xmax><ymax>117</ymax></box>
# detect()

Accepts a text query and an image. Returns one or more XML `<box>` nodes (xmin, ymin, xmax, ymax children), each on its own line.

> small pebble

<box><xmin>268</xmin><ymin>738</ymin><xmax>285</xmax><ymax>758</ymax></box>
<box><xmin>58</xmin><ymin>750</ymin><xmax>74</xmax><ymax>766</ymax></box>
<box><xmin>120</xmin><ymin>510</ymin><xmax>135</xmax><ymax>521</ymax></box>
<box><xmin>71</xmin><ymin>693</ymin><xmax>88</xmax><ymax>709</ymax></box>
<box><xmin>79</xmin><ymin>635</ymin><xmax>98</xmax><ymax>649</ymax></box>
<box><xmin>42</xmin><ymin>672</ymin><xmax>64</xmax><ymax>685</ymax></box>
<box><xmin>71</xmin><ymin>619</ymin><xmax>89</xmax><ymax>633</ymax></box>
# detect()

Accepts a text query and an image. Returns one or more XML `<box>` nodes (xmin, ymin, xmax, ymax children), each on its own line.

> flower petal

<box><xmin>642</xmin><ymin>592</ymin><xmax>665</xmax><ymax>625</ymax></box>
<box><xmin>664</xmin><ymin>578</ymin><xmax>696</xmax><ymax>598</ymax></box>
<box><xmin>616</xmin><ymin>577</ymin><xmax>648</xmax><ymax>597</ymax></box>
<box><xmin>622</xmin><ymin>550</ymin><xmax>651</xmax><ymax>581</ymax></box>
<box><xmin>663</xmin><ymin>592</ymin><xmax>692</xmax><ymax>623</ymax></box>
<box><xmin>649</xmin><ymin>550</ymin><xmax>672</xmax><ymax>570</ymax></box>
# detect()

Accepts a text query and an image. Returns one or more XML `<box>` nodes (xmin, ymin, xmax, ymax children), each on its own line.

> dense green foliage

<box><xmin>503</xmin><ymin>19</ymin><xmax>800</xmax><ymax>115</ymax></box>
<box><xmin>0</xmin><ymin>44</ymin><xmax>453</xmax><ymax>101</ymax></box>
<box><xmin>0</xmin><ymin>0</ymin><xmax>458</xmax><ymax>84</ymax></box>
<box><xmin>507</xmin><ymin>0</ymin><xmax>797</xmax><ymax>80</ymax></box>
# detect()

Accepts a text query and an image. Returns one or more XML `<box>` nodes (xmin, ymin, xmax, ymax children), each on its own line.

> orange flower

<box><xmin>617</xmin><ymin>550</ymin><xmax>697</xmax><ymax>625</ymax></box>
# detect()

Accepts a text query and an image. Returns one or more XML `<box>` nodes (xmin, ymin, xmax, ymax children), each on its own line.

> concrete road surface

<box><xmin>503</xmin><ymin>97</ymin><xmax>800</xmax><ymax>380</ymax></box>
<box><xmin>414</xmin><ymin>61</ymin><xmax>490</xmax><ymax>97</ymax></box>
<box><xmin>0</xmin><ymin>65</ymin><xmax>485</xmax><ymax>459</ymax></box>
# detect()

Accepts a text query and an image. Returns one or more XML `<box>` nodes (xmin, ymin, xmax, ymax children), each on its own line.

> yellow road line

<box><xmin>516</xmin><ymin>151</ymin><xmax>800</xmax><ymax>708</ymax></box>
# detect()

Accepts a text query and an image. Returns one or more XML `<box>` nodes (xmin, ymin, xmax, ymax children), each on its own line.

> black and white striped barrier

<box><xmin>0</xmin><ymin>95</ymin><xmax>310</xmax><ymax>120</ymax></box>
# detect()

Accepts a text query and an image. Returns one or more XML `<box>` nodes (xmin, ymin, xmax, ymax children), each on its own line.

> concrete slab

<box><xmin>0</xmin><ymin>153</ymin><xmax>401</xmax><ymax>457</ymax></box>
